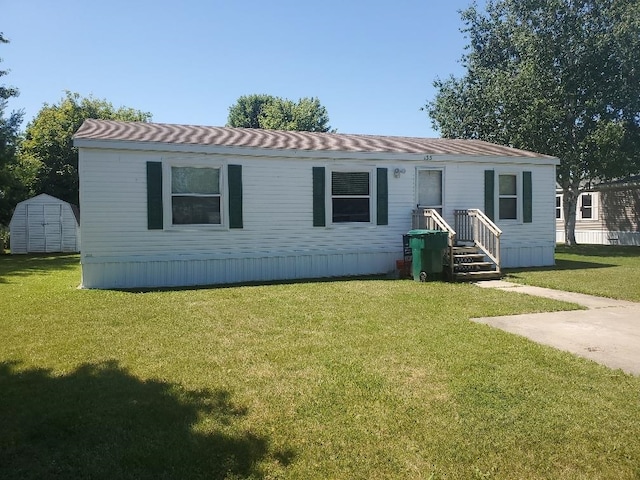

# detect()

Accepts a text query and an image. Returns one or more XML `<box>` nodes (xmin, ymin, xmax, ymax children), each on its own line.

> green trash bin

<box><xmin>407</xmin><ymin>229</ymin><xmax>449</xmax><ymax>281</ymax></box>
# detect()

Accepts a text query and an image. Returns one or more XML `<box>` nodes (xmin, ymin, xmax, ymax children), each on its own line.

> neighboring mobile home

<box><xmin>9</xmin><ymin>193</ymin><xmax>80</xmax><ymax>254</ymax></box>
<box><xmin>556</xmin><ymin>177</ymin><xmax>640</xmax><ymax>245</ymax></box>
<box><xmin>74</xmin><ymin>119</ymin><xmax>559</xmax><ymax>289</ymax></box>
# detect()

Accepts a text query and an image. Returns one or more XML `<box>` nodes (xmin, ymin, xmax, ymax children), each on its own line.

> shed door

<box><xmin>26</xmin><ymin>204</ymin><xmax>62</xmax><ymax>252</ymax></box>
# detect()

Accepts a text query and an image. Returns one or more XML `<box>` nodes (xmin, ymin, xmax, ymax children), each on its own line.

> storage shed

<box><xmin>74</xmin><ymin>119</ymin><xmax>559</xmax><ymax>289</ymax></box>
<box><xmin>9</xmin><ymin>194</ymin><xmax>80</xmax><ymax>254</ymax></box>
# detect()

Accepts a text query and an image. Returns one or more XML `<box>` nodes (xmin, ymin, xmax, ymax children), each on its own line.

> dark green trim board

<box><xmin>228</xmin><ymin>164</ymin><xmax>243</xmax><ymax>229</ymax></box>
<box><xmin>312</xmin><ymin>167</ymin><xmax>326</xmax><ymax>227</ymax></box>
<box><xmin>484</xmin><ymin>170</ymin><xmax>495</xmax><ymax>221</ymax></box>
<box><xmin>523</xmin><ymin>171</ymin><xmax>532</xmax><ymax>223</ymax></box>
<box><xmin>376</xmin><ymin>168</ymin><xmax>388</xmax><ymax>225</ymax></box>
<box><xmin>147</xmin><ymin>161</ymin><xmax>163</xmax><ymax>230</ymax></box>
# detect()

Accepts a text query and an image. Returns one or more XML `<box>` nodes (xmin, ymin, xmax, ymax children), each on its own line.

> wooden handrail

<box><xmin>454</xmin><ymin>209</ymin><xmax>501</xmax><ymax>270</ymax></box>
<box><xmin>412</xmin><ymin>208</ymin><xmax>456</xmax><ymax>238</ymax></box>
<box><xmin>467</xmin><ymin>209</ymin><xmax>502</xmax><ymax>236</ymax></box>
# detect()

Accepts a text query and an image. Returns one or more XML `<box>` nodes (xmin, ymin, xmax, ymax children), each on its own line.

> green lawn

<box><xmin>1</xmin><ymin>254</ymin><xmax>639</xmax><ymax>479</ymax></box>
<box><xmin>505</xmin><ymin>244</ymin><xmax>640</xmax><ymax>302</ymax></box>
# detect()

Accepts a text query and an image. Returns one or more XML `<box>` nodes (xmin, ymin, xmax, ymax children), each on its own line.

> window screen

<box><xmin>498</xmin><ymin>174</ymin><xmax>518</xmax><ymax>220</ymax></box>
<box><xmin>171</xmin><ymin>166</ymin><xmax>221</xmax><ymax>225</ymax></box>
<box><xmin>331</xmin><ymin>171</ymin><xmax>371</xmax><ymax>223</ymax></box>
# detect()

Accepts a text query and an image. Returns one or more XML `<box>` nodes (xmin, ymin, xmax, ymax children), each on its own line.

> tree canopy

<box><xmin>0</xmin><ymin>32</ymin><xmax>24</xmax><ymax>227</ymax></box>
<box><xmin>426</xmin><ymin>0</ymin><xmax>640</xmax><ymax>244</ymax></box>
<box><xmin>19</xmin><ymin>92</ymin><xmax>151</xmax><ymax>206</ymax></box>
<box><xmin>227</xmin><ymin>94</ymin><xmax>333</xmax><ymax>132</ymax></box>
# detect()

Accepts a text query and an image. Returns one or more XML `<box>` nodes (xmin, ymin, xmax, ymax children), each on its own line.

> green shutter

<box><xmin>484</xmin><ymin>170</ymin><xmax>495</xmax><ymax>221</ymax></box>
<box><xmin>312</xmin><ymin>167</ymin><xmax>326</xmax><ymax>227</ymax></box>
<box><xmin>147</xmin><ymin>161</ymin><xmax>163</xmax><ymax>230</ymax></box>
<box><xmin>228</xmin><ymin>164</ymin><xmax>243</xmax><ymax>229</ymax></box>
<box><xmin>523</xmin><ymin>171</ymin><xmax>532</xmax><ymax>223</ymax></box>
<box><xmin>376</xmin><ymin>168</ymin><xmax>388</xmax><ymax>225</ymax></box>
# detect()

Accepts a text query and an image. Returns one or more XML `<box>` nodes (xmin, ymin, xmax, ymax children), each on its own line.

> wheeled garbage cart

<box><xmin>407</xmin><ymin>229</ymin><xmax>449</xmax><ymax>281</ymax></box>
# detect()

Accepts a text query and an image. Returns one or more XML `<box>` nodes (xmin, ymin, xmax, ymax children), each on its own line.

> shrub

<box><xmin>0</xmin><ymin>224</ymin><xmax>9</xmax><ymax>253</ymax></box>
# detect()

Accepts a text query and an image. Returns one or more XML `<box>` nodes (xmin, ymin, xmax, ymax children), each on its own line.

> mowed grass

<box><xmin>505</xmin><ymin>244</ymin><xmax>640</xmax><ymax>302</ymax></box>
<box><xmin>1</xmin><ymin>255</ymin><xmax>639</xmax><ymax>479</ymax></box>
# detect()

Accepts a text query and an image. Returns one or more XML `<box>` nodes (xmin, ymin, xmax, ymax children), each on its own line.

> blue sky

<box><xmin>3</xmin><ymin>0</ymin><xmax>482</xmax><ymax>138</ymax></box>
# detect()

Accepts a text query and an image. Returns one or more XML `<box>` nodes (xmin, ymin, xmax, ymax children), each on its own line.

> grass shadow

<box><xmin>556</xmin><ymin>244</ymin><xmax>640</xmax><ymax>258</ymax></box>
<box><xmin>504</xmin><ymin>258</ymin><xmax>616</xmax><ymax>276</ymax></box>
<box><xmin>110</xmin><ymin>274</ymin><xmax>394</xmax><ymax>294</ymax></box>
<box><xmin>0</xmin><ymin>254</ymin><xmax>79</xmax><ymax>284</ymax></box>
<box><xmin>0</xmin><ymin>360</ymin><xmax>293</xmax><ymax>479</ymax></box>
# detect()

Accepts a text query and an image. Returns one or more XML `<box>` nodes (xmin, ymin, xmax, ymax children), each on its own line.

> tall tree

<box><xmin>19</xmin><ymin>92</ymin><xmax>151</xmax><ymax>206</ymax></box>
<box><xmin>226</xmin><ymin>94</ymin><xmax>277</xmax><ymax>129</ymax></box>
<box><xmin>427</xmin><ymin>0</ymin><xmax>640</xmax><ymax>245</ymax></box>
<box><xmin>0</xmin><ymin>32</ymin><xmax>25</xmax><ymax>227</ymax></box>
<box><xmin>227</xmin><ymin>94</ymin><xmax>333</xmax><ymax>132</ymax></box>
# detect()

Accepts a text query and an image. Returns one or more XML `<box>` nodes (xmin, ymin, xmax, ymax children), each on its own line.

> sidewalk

<box><xmin>472</xmin><ymin>281</ymin><xmax>640</xmax><ymax>375</ymax></box>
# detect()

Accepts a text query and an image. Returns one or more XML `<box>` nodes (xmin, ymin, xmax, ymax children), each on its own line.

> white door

<box><xmin>26</xmin><ymin>204</ymin><xmax>62</xmax><ymax>252</ymax></box>
<box><xmin>417</xmin><ymin>169</ymin><xmax>444</xmax><ymax>214</ymax></box>
<box><xmin>27</xmin><ymin>204</ymin><xmax>45</xmax><ymax>252</ymax></box>
<box><xmin>44</xmin><ymin>204</ymin><xmax>62</xmax><ymax>252</ymax></box>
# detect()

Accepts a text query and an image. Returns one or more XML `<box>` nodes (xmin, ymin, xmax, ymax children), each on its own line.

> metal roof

<box><xmin>74</xmin><ymin>119</ymin><xmax>556</xmax><ymax>158</ymax></box>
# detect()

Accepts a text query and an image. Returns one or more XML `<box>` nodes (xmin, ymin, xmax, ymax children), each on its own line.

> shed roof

<box><xmin>74</xmin><ymin>119</ymin><xmax>555</xmax><ymax>159</ymax></box>
<box><xmin>12</xmin><ymin>193</ymin><xmax>80</xmax><ymax>224</ymax></box>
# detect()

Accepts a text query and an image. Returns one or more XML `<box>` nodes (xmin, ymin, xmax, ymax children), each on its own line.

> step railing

<box><xmin>412</xmin><ymin>208</ymin><xmax>455</xmax><ymax>237</ymax></box>
<box><xmin>412</xmin><ymin>208</ymin><xmax>457</xmax><ymax>278</ymax></box>
<box><xmin>454</xmin><ymin>209</ymin><xmax>502</xmax><ymax>268</ymax></box>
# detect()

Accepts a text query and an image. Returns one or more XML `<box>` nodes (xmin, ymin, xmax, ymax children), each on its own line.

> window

<box><xmin>556</xmin><ymin>195</ymin><xmax>562</xmax><ymax>219</ymax></box>
<box><xmin>580</xmin><ymin>193</ymin><xmax>593</xmax><ymax>219</ymax></box>
<box><xmin>331</xmin><ymin>171</ymin><xmax>371</xmax><ymax>223</ymax></box>
<box><xmin>171</xmin><ymin>166</ymin><xmax>221</xmax><ymax>225</ymax></box>
<box><xmin>484</xmin><ymin>170</ymin><xmax>532</xmax><ymax>223</ymax></box>
<box><xmin>147</xmin><ymin>162</ymin><xmax>243</xmax><ymax>230</ymax></box>
<box><xmin>498</xmin><ymin>174</ymin><xmax>518</xmax><ymax>220</ymax></box>
<box><xmin>313</xmin><ymin>167</ymin><xmax>387</xmax><ymax>227</ymax></box>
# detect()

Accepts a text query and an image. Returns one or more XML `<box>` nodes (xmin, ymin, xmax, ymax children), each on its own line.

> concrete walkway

<box><xmin>472</xmin><ymin>281</ymin><xmax>640</xmax><ymax>375</ymax></box>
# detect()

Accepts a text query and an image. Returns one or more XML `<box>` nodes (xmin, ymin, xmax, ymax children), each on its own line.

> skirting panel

<box><xmin>501</xmin><ymin>244</ymin><xmax>555</xmax><ymax>268</ymax></box>
<box><xmin>81</xmin><ymin>250</ymin><xmax>401</xmax><ymax>289</ymax></box>
<box><xmin>556</xmin><ymin>230</ymin><xmax>640</xmax><ymax>246</ymax></box>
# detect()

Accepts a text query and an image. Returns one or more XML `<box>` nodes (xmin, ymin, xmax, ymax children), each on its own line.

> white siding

<box><xmin>437</xmin><ymin>162</ymin><xmax>557</xmax><ymax>268</ymax></box>
<box><xmin>9</xmin><ymin>194</ymin><xmax>80</xmax><ymax>254</ymax></box>
<box><xmin>497</xmin><ymin>167</ymin><xmax>557</xmax><ymax>268</ymax></box>
<box><xmin>79</xmin><ymin>148</ymin><xmax>557</xmax><ymax>288</ymax></box>
<box><xmin>79</xmin><ymin>151</ymin><xmax>412</xmax><ymax>256</ymax></box>
<box><xmin>8</xmin><ymin>205</ymin><xmax>27</xmax><ymax>253</ymax></box>
<box><xmin>80</xmin><ymin>150</ymin><xmax>413</xmax><ymax>288</ymax></box>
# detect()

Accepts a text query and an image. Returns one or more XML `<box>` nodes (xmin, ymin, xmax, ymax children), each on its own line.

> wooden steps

<box><xmin>450</xmin><ymin>270</ymin><xmax>502</xmax><ymax>281</ymax></box>
<box><xmin>447</xmin><ymin>245</ymin><xmax>501</xmax><ymax>281</ymax></box>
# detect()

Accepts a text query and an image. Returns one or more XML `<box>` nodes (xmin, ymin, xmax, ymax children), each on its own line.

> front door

<box><xmin>417</xmin><ymin>169</ymin><xmax>443</xmax><ymax>214</ymax></box>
